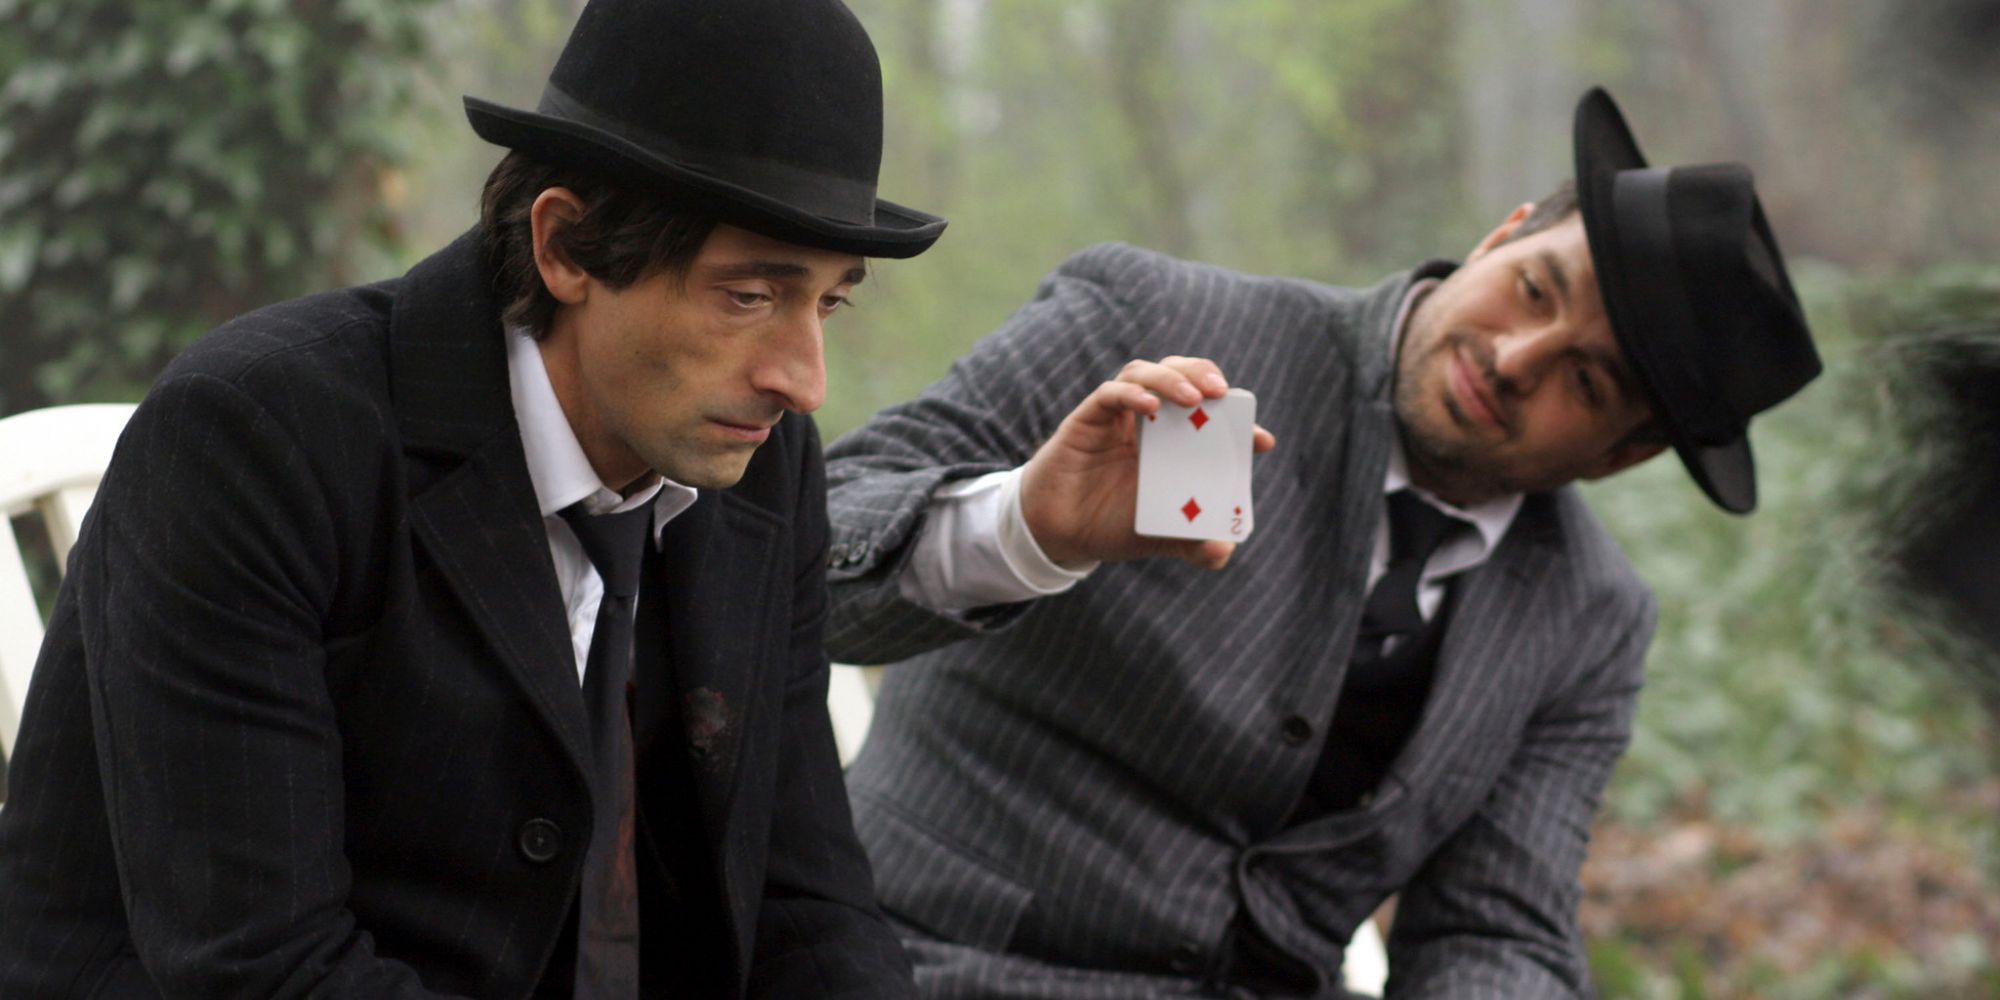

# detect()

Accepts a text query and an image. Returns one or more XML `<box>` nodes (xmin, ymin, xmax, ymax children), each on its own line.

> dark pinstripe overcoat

<box><xmin>822</xmin><ymin>243</ymin><xmax>1657</xmax><ymax>998</ymax></box>
<box><xmin>0</xmin><ymin>233</ymin><xmax>913</xmax><ymax>999</ymax></box>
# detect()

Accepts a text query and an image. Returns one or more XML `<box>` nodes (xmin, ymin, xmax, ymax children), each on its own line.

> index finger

<box><xmin>1114</xmin><ymin>356</ymin><xmax>1230</xmax><ymax>408</ymax></box>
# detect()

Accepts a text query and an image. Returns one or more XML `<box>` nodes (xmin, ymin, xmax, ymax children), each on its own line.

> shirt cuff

<box><xmin>992</xmin><ymin>467</ymin><xmax>1100</xmax><ymax>588</ymax></box>
<box><xmin>896</xmin><ymin>468</ymin><xmax>1097</xmax><ymax>615</ymax></box>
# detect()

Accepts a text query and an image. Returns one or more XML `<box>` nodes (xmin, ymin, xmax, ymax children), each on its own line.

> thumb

<box><xmin>1166</xmin><ymin>538</ymin><xmax>1238</xmax><ymax>571</ymax></box>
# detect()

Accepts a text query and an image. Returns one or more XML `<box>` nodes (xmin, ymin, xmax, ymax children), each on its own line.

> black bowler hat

<box><xmin>1575</xmin><ymin>87</ymin><xmax>1821</xmax><ymax>514</ymax></box>
<box><xmin>463</xmin><ymin>0</ymin><xmax>945</xmax><ymax>259</ymax></box>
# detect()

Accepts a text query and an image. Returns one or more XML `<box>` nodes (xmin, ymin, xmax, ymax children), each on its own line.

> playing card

<box><xmin>1134</xmin><ymin>388</ymin><xmax>1256</xmax><ymax>541</ymax></box>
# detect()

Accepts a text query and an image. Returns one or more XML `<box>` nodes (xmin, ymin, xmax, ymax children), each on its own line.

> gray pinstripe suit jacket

<box><xmin>823</xmin><ymin>243</ymin><xmax>1656</xmax><ymax>998</ymax></box>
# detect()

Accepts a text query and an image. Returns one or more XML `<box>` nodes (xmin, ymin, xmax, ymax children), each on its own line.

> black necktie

<box><xmin>1352</xmin><ymin>490</ymin><xmax>1462</xmax><ymax>666</ymax></box>
<box><xmin>561</xmin><ymin>501</ymin><xmax>653</xmax><ymax>999</ymax></box>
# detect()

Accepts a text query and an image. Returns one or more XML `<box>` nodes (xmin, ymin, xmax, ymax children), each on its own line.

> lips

<box><xmin>1448</xmin><ymin>346</ymin><xmax>1506</xmax><ymax>432</ymax></box>
<box><xmin>709</xmin><ymin>417</ymin><xmax>779</xmax><ymax>444</ymax></box>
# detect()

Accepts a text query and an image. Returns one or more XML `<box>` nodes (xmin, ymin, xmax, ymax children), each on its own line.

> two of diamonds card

<box><xmin>1134</xmin><ymin>388</ymin><xmax>1255</xmax><ymax>541</ymax></box>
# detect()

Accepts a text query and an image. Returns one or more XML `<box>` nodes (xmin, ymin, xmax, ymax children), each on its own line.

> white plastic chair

<box><xmin>826</xmin><ymin>663</ymin><xmax>875</xmax><ymax>766</ymax></box>
<box><xmin>1345</xmin><ymin>913</ymin><xmax>1389</xmax><ymax>996</ymax></box>
<box><xmin>0</xmin><ymin>403</ymin><xmax>138</xmax><ymax>763</ymax></box>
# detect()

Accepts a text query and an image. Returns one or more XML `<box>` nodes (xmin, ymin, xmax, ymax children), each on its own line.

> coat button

<box><xmin>1280</xmin><ymin>714</ymin><xmax>1314</xmax><ymax>746</ymax></box>
<box><xmin>1169</xmin><ymin>941</ymin><xmax>1203</xmax><ymax>974</ymax></box>
<box><xmin>517</xmin><ymin>818</ymin><xmax>563</xmax><ymax>864</ymax></box>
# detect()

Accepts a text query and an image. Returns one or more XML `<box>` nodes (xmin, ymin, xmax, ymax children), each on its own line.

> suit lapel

<box><xmin>408</xmin><ymin>445</ymin><xmax>590</xmax><ymax>773</ymax></box>
<box><xmin>641</xmin><ymin>491</ymin><xmax>781</xmax><ymax>920</ymax></box>
<box><xmin>390</xmin><ymin>230</ymin><xmax>590</xmax><ymax>777</ymax></box>
<box><xmin>1305</xmin><ymin>264</ymin><xmax>1460</xmax><ymax>683</ymax></box>
<box><xmin>1392</xmin><ymin>496</ymin><xmax>1562</xmax><ymax>788</ymax></box>
<box><xmin>628</xmin><ymin>488</ymin><xmax>776</xmax><ymax>972</ymax></box>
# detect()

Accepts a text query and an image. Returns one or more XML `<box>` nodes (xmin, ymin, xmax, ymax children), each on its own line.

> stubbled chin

<box><xmin>1400</xmin><ymin>396</ymin><xmax>1487</xmax><ymax>471</ymax></box>
<box><xmin>669</xmin><ymin>451</ymin><xmax>757</xmax><ymax>491</ymax></box>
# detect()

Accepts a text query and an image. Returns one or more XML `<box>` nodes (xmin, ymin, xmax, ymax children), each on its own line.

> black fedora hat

<box><xmin>1574</xmin><ymin>87</ymin><xmax>1822</xmax><ymax>513</ymax></box>
<box><xmin>463</xmin><ymin>0</ymin><xmax>945</xmax><ymax>259</ymax></box>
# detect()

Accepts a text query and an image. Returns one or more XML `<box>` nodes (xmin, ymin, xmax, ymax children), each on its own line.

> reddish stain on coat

<box><xmin>683</xmin><ymin>687</ymin><xmax>729</xmax><ymax>757</ymax></box>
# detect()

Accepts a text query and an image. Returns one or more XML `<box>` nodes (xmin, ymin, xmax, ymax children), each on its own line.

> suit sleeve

<box><xmin>77</xmin><ymin>371</ymin><xmax>456</xmax><ymax>997</ymax></box>
<box><xmin>739</xmin><ymin>416</ymin><xmax>917</xmax><ymax>998</ymax></box>
<box><xmin>824</xmin><ymin>243</ymin><xmax>1160</xmax><ymax>666</ymax></box>
<box><xmin>1378</xmin><ymin>591</ymin><xmax>1654</xmax><ymax>998</ymax></box>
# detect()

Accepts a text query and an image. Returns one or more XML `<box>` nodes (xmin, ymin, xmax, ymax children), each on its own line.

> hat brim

<box><xmin>1574</xmin><ymin>87</ymin><xmax>1756</xmax><ymax>513</ymax></box>
<box><xmin>464</xmin><ymin>96</ymin><xmax>946</xmax><ymax>260</ymax></box>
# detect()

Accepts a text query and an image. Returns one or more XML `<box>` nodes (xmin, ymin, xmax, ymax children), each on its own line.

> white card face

<box><xmin>1134</xmin><ymin>388</ymin><xmax>1255</xmax><ymax>541</ymax></box>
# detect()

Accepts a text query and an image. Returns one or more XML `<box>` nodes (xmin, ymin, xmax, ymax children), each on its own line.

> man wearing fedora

<box><xmin>0</xmin><ymin>1</ymin><xmax>935</xmax><ymax>996</ymax></box>
<box><xmin>821</xmin><ymin>88</ymin><xmax>1822</xmax><ymax>996</ymax></box>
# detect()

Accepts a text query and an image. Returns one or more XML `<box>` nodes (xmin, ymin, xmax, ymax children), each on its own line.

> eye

<box><xmin>723</xmin><ymin>289</ymin><xmax>770</xmax><ymax>309</ymax></box>
<box><xmin>1519</xmin><ymin>271</ymin><xmax>1545</xmax><ymax>306</ymax></box>
<box><xmin>820</xmin><ymin>293</ymin><xmax>851</xmax><ymax>314</ymax></box>
<box><xmin>1574</xmin><ymin>363</ymin><xmax>1600</xmax><ymax>405</ymax></box>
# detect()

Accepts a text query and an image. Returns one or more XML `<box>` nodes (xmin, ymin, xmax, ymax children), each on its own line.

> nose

<box><xmin>750</xmin><ymin>308</ymin><xmax>827</xmax><ymax>414</ymax></box>
<box><xmin>1491</xmin><ymin>326</ymin><xmax>1563</xmax><ymax>395</ymax></box>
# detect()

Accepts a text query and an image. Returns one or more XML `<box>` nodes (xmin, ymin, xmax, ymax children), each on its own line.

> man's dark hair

<box><xmin>1503</xmin><ymin>178</ymin><xmax>1580</xmax><ymax>245</ymax></box>
<box><xmin>479</xmin><ymin>151</ymin><xmax>719</xmax><ymax>337</ymax></box>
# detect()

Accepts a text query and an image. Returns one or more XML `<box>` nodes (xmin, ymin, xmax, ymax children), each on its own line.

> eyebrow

<box><xmin>1537</xmin><ymin>250</ymin><xmax>1571</xmax><ymax>304</ymax></box>
<box><xmin>703</xmin><ymin>260</ymin><xmax>869</xmax><ymax>286</ymax></box>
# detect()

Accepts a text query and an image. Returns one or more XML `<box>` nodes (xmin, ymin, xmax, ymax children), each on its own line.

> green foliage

<box><xmin>1840</xmin><ymin>270</ymin><xmax>2000</xmax><ymax>718</ymax></box>
<box><xmin>822</xmin><ymin>0</ymin><xmax>1477</xmax><ymax>439</ymax></box>
<box><xmin>1586</xmin><ymin>938</ymin><xmax>1654</xmax><ymax>998</ymax></box>
<box><xmin>0</xmin><ymin>0</ymin><xmax>438</xmax><ymax>414</ymax></box>
<box><xmin>1579</xmin><ymin>267</ymin><xmax>2000</xmax><ymax>994</ymax></box>
<box><xmin>366</xmin><ymin>0</ymin><xmax>585</xmax><ymax>277</ymax></box>
<box><xmin>1584</xmin><ymin>263</ymin><xmax>2000</xmax><ymax>840</ymax></box>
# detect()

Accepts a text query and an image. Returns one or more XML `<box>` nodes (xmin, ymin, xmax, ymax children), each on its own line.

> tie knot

<box><xmin>1385</xmin><ymin>489</ymin><xmax>1461</xmax><ymax>567</ymax></box>
<box><xmin>560</xmin><ymin>502</ymin><xmax>653</xmax><ymax>599</ymax></box>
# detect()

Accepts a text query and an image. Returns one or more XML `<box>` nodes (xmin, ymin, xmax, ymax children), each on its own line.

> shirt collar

<box><xmin>506</xmin><ymin>326</ymin><xmax>698</xmax><ymax>543</ymax></box>
<box><xmin>1381</xmin><ymin>278</ymin><xmax>1523</xmax><ymax>566</ymax></box>
<box><xmin>1384</xmin><ymin>446</ymin><xmax>1521</xmax><ymax>566</ymax></box>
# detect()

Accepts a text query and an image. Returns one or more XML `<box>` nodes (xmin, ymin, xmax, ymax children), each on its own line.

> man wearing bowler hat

<box><xmin>822</xmin><ymin>89</ymin><xmax>1821</xmax><ymax>995</ymax></box>
<box><xmin>0</xmin><ymin>1</ymin><xmax>935</xmax><ymax>996</ymax></box>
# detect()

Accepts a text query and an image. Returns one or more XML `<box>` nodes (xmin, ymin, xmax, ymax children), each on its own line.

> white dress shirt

<box><xmin>506</xmin><ymin>327</ymin><xmax>699</xmax><ymax>683</ymax></box>
<box><xmin>896</xmin><ymin>278</ymin><xmax>1521</xmax><ymax>620</ymax></box>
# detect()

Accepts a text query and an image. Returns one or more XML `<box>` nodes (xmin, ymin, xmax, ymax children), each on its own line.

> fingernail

<box><xmin>1202</xmin><ymin>373</ymin><xmax>1227</xmax><ymax>392</ymax></box>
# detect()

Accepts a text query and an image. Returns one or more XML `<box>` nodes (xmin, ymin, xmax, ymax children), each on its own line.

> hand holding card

<box><xmin>1135</xmin><ymin>388</ymin><xmax>1256</xmax><ymax>542</ymax></box>
<box><xmin>1019</xmin><ymin>355</ymin><xmax>1271</xmax><ymax>570</ymax></box>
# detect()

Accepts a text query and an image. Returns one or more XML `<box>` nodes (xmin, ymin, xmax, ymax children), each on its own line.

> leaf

<box><xmin>163</xmin><ymin>16</ymin><xmax>235</xmax><ymax>77</ymax></box>
<box><xmin>0</xmin><ymin>223</ymin><xmax>39</xmax><ymax>293</ymax></box>
<box><xmin>108</xmin><ymin>257</ymin><xmax>155</xmax><ymax>311</ymax></box>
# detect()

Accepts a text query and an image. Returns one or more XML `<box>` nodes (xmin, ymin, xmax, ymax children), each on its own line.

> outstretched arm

<box><xmin>824</xmin><ymin>244</ymin><xmax>1269</xmax><ymax>666</ymax></box>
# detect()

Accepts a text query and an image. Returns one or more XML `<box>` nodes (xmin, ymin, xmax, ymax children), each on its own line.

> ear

<box><xmin>1579</xmin><ymin>440</ymin><xmax>1666</xmax><ymax>482</ymax></box>
<box><xmin>530</xmin><ymin>187</ymin><xmax>591</xmax><ymax>306</ymax></box>
<box><xmin>1466</xmin><ymin>202</ymin><xmax>1535</xmax><ymax>262</ymax></box>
